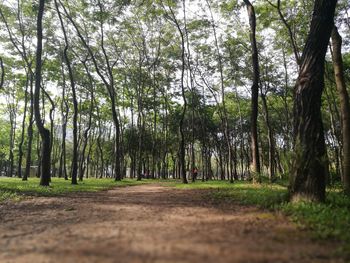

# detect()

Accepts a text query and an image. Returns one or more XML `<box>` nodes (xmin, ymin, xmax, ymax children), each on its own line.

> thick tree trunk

<box><xmin>331</xmin><ymin>26</ymin><xmax>350</xmax><ymax>194</ymax></box>
<box><xmin>290</xmin><ymin>0</ymin><xmax>337</xmax><ymax>202</ymax></box>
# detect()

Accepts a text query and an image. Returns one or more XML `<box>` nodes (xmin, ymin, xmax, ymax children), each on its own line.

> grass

<box><xmin>282</xmin><ymin>190</ymin><xmax>350</xmax><ymax>254</ymax></box>
<box><xmin>169</xmin><ymin>180</ymin><xmax>350</xmax><ymax>255</ymax></box>
<box><xmin>0</xmin><ymin>177</ymin><xmax>151</xmax><ymax>202</ymax></box>
<box><xmin>171</xmin><ymin>180</ymin><xmax>288</xmax><ymax>208</ymax></box>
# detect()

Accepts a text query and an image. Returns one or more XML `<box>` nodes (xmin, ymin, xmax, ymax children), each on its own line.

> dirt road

<box><xmin>0</xmin><ymin>184</ymin><xmax>343</xmax><ymax>263</ymax></box>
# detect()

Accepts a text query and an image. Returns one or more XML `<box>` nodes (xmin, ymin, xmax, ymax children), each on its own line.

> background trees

<box><xmin>0</xmin><ymin>0</ymin><xmax>349</xmax><ymax>198</ymax></box>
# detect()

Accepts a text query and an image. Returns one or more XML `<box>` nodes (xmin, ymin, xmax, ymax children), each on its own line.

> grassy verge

<box><xmin>0</xmin><ymin>177</ymin><xmax>151</xmax><ymax>202</ymax></box>
<box><xmin>169</xmin><ymin>180</ymin><xmax>350</xmax><ymax>255</ymax></box>
<box><xmin>282</xmin><ymin>190</ymin><xmax>350</xmax><ymax>254</ymax></box>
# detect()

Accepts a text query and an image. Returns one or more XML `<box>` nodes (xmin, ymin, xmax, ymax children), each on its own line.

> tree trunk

<box><xmin>167</xmin><ymin>3</ymin><xmax>188</xmax><ymax>184</ymax></box>
<box><xmin>0</xmin><ymin>57</ymin><xmax>4</xmax><ymax>89</ymax></box>
<box><xmin>261</xmin><ymin>92</ymin><xmax>275</xmax><ymax>182</ymax></box>
<box><xmin>331</xmin><ymin>26</ymin><xmax>350</xmax><ymax>194</ymax></box>
<box><xmin>206</xmin><ymin>0</ymin><xmax>232</xmax><ymax>183</ymax></box>
<box><xmin>34</xmin><ymin>0</ymin><xmax>51</xmax><ymax>186</ymax></box>
<box><xmin>23</xmin><ymin>74</ymin><xmax>34</xmax><ymax>181</ymax></box>
<box><xmin>243</xmin><ymin>0</ymin><xmax>261</xmax><ymax>182</ymax></box>
<box><xmin>55</xmin><ymin>0</ymin><xmax>78</xmax><ymax>184</ymax></box>
<box><xmin>8</xmin><ymin>101</ymin><xmax>17</xmax><ymax>177</ymax></box>
<box><xmin>290</xmin><ymin>0</ymin><xmax>337</xmax><ymax>202</ymax></box>
<box><xmin>61</xmin><ymin>1</ymin><xmax>121</xmax><ymax>181</ymax></box>
<box><xmin>17</xmin><ymin>75</ymin><xmax>29</xmax><ymax>178</ymax></box>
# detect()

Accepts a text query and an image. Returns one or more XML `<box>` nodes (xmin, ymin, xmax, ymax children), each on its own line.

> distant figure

<box><xmin>192</xmin><ymin>167</ymin><xmax>198</xmax><ymax>181</ymax></box>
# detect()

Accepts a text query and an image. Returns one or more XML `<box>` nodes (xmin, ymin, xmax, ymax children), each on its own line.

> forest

<box><xmin>0</xmin><ymin>0</ymin><xmax>349</xmax><ymax>262</ymax></box>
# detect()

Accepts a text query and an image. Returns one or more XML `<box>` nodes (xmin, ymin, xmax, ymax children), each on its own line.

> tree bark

<box><xmin>290</xmin><ymin>0</ymin><xmax>337</xmax><ymax>202</ymax></box>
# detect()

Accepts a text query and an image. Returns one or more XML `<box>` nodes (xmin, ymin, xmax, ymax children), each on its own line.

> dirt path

<box><xmin>0</xmin><ymin>184</ymin><xmax>344</xmax><ymax>263</ymax></box>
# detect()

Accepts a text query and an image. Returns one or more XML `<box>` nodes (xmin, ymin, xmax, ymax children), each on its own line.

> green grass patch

<box><xmin>170</xmin><ymin>180</ymin><xmax>350</xmax><ymax>255</ymax></box>
<box><xmin>169</xmin><ymin>180</ymin><xmax>288</xmax><ymax>208</ymax></box>
<box><xmin>0</xmin><ymin>177</ymin><xmax>151</xmax><ymax>202</ymax></box>
<box><xmin>281</xmin><ymin>191</ymin><xmax>350</xmax><ymax>254</ymax></box>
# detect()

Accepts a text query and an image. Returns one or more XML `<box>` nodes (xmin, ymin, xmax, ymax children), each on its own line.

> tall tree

<box><xmin>243</xmin><ymin>0</ymin><xmax>261</xmax><ymax>181</ymax></box>
<box><xmin>290</xmin><ymin>0</ymin><xmax>338</xmax><ymax>202</ymax></box>
<box><xmin>61</xmin><ymin>0</ymin><xmax>123</xmax><ymax>181</ymax></box>
<box><xmin>206</xmin><ymin>0</ymin><xmax>233</xmax><ymax>182</ymax></box>
<box><xmin>331</xmin><ymin>26</ymin><xmax>350</xmax><ymax>194</ymax></box>
<box><xmin>34</xmin><ymin>0</ymin><xmax>51</xmax><ymax>186</ymax></box>
<box><xmin>163</xmin><ymin>0</ymin><xmax>188</xmax><ymax>184</ymax></box>
<box><xmin>54</xmin><ymin>0</ymin><xmax>79</xmax><ymax>184</ymax></box>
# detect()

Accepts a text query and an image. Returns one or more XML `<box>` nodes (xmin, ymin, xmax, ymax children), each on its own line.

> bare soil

<box><xmin>0</xmin><ymin>184</ymin><xmax>344</xmax><ymax>263</ymax></box>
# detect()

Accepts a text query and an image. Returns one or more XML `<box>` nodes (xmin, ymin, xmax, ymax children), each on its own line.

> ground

<box><xmin>0</xmin><ymin>184</ymin><xmax>344</xmax><ymax>263</ymax></box>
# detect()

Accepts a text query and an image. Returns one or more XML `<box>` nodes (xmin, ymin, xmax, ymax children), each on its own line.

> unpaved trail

<box><xmin>0</xmin><ymin>184</ymin><xmax>344</xmax><ymax>263</ymax></box>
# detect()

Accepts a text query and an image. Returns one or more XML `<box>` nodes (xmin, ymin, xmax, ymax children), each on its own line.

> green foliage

<box><xmin>0</xmin><ymin>177</ymin><xmax>150</xmax><ymax>202</ymax></box>
<box><xmin>172</xmin><ymin>180</ymin><xmax>288</xmax><ymax>208</ymax></box>
<box><xmin>282</xmin><ymin>192</ymin><xmax>350</xmax><ymax>243</ymax></box>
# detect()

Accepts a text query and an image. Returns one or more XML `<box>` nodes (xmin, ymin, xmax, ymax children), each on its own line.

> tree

<box><xmin>331</xmin><ymin>26</ymin><xmax>350</xmax><ymax>194</ymax></box>
<box><xmin>267</xmin><ymin>0</ymin><xmax>302</xmax><ymax>66</ymax></box>
<box><xmin>162</xmin><ymin>0</ymin><xmax>188</xmax><ymax>184</ymax></box>
<box><xmin>54</xmin><ymin>0</ymin><xmax>79</xmax><ymax>185</ymax></box>
<box><xmin>61</xmin><ymin>0</ymin><xmax>123</xmax><ymax>181</ymax></box>
<box><xmin>34</xmin><ymin>0</ymin><xmax>51</xmax><ymax>186</ymax></box>
<box><xmin>290</xmin><ymin>0</ymin><xmax>338</xmax><ymax>202</ymax></box>
<box><xmin>243</xmin><ymin>0</ymin><xmax>261</xmax><ymax>182</ymax></box>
